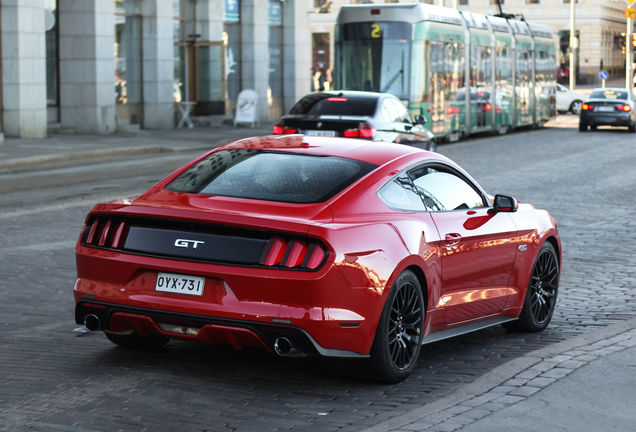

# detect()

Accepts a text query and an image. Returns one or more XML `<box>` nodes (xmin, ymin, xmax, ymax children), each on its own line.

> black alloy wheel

<box><xmin>504</xmin><ymin>242</ymin><xmax>559</xmax><ymax>333</ymax></box>
<box><xmin>370</xmin><ymin>270</ymin><xmax>425</xmax><ymax>383</ymax></box>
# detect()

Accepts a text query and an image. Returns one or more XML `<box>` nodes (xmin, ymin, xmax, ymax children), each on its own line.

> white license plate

<box><xmin>306</xmin><ymin>130</ymin><xmax>337</xmax><ymax>137</ymax></box>
<box><xmin>155</xmin><ymin>272</ymin><xmax>205</xmax><ymax>296</ymax></box>
<box><xmin>598</xmin><ymin>106</ymin><xmax>615</xmax><ymax>112</ymax></box>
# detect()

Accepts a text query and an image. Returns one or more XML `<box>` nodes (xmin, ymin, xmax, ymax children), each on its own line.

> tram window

<box><xmin>340</xmin><ymin>22</ymin><xmax>412</xmax><ymax>100</ymax></box>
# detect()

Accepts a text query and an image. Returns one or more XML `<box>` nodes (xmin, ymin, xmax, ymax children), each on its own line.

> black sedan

<box><xmin>579</xmin><ymin>88</ymin><xmax>636</xmax><ymax>132</ymax></box>
<box><xmin>273</xmin><ymin>91</ymin><xmax>437</xmax><ymax>151</ymax></box>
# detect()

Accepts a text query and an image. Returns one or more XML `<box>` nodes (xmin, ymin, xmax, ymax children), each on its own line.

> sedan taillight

<box><xmin>273</xmin><ymin>123</ymin><xmax>298</xmax><ymax>135</ymax></box>
<box><xmin>618</xmin><ymin>104</ymin><xmax>632</xmax><ymax>112</ymax></box>
<box><xmin>344</xmin><ymin>124</ymin><xmax>376</xmax><ymax>138</ymax></box>
<box><xmin>581</xmin><ymin>103</ymin><xmax>593</xmax><ymax>110</ymax></box>
<box><xmin>259</xmin><ymin>237</ymin><xmax>326</xmax><ymax>270</ymax></box>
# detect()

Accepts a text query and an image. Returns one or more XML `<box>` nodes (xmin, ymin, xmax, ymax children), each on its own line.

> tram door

<box><xmin>470</xmin><ymin>44</ymin><xmax>492</xmax><ymax>133</ymax></box>
<box><xmin>429</xmin><ymin>41</ymin><xmax>447</xmax><ymax>135</ymax></box>
<box><xmin>516</xmin><ymin>50</ymin><xmax>532</xmax><ymax>126</ymax></box>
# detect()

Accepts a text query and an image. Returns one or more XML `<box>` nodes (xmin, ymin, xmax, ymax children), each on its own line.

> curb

<box><xmin>361</xmin><ymin>316</ymin><xmax>636</xmax><ymax>432</ymax></box>
<box><xmin>0</xmin><ymin>146</ymin><xmax>173</xmax><ymax>171</ymax></box>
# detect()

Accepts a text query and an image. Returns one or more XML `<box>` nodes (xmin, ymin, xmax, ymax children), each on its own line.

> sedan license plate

<box><xmin>306</xmin><ymin>130</ymin><xmax>337</xmax><ymax>137</ymax></box>
<box><xmin>597</xmin><ymin>106</ymin><xmax>615</xmax><ymax>112</ymax></box>
<box><xmin>156</xmin><ymin>272</ymin><xmax>205</xmax><ymax>296</ymax></box>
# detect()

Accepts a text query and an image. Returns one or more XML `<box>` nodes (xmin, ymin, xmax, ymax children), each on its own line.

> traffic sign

<box><xmin>626</xmin><ymin>7</ymin><xmax>636</xmax><ymax>18</ymax></box>
<box><xmin>599</xmin><ymin>70</ymin><xmax>609</xmax><ymax>80</ymax></box>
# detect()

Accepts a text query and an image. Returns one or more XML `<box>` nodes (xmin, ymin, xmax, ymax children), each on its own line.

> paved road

<box><xmin>1</xmin><ymin>121</ymin><xmax>635</xmax><ymax>431</ymax></box>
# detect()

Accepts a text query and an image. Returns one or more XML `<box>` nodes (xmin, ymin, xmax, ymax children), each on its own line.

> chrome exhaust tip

<box><xmin>84</xmin><ymin>314</ymin><xmax>101</xmax><ymax>332</ymax></box>
<box><xmin>274</xmin><ymin>336</ymin><xmax>301</xmax><ymax>357</ymax></box>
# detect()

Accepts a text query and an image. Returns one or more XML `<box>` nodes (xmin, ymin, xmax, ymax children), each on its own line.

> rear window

<box><xmin>288</xmin><ymin>93</ymin><xmax>378</xmax><ymax>116</ymax></box>
<box><xmin>166</xmin><ymin>149</ymin><xmax>377</xmax><ymax>203</ymax></box>
<box><xmin>589</xmin><ymin>90</ymin><xmax>629</xmax><ymax>100</ymax></box>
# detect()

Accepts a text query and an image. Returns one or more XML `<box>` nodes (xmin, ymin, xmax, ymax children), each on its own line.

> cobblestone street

<box><xmin>1</xmin><ymin>123</ymin><xmax>635</xmax><ymax>431</ymax></box>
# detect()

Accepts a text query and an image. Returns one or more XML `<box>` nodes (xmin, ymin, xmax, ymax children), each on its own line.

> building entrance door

<box><xmin>187</xmin><ymin>42</ymin><xmax>226</xmax><ymax>116</ymax></box>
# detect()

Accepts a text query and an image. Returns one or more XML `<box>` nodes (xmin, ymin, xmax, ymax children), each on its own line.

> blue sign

<box><xmin>599</xmin><ymin>70</ymin><xmax>609</xmax><ymax>80</ymax></box>
<box><xmin>224</xmin><ymin>0</ymin><xmax>240</xmax><ymax>22</ymax></box>
<box><xmin>268</xmin><ymin>1</ymin><xmax>282</xmax><ymax>26</ymax></box>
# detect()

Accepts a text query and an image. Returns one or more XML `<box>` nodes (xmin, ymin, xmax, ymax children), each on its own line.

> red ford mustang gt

<box><xmin>74</xmin><ymin>135</ymin><xmax>561</xmax><ymax>383</ymax></box>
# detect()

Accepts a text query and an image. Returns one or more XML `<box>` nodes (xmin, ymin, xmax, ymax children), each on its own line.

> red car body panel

<box><xmin>74</xmin><ymin>136</ymin><xmax>561</xmax><ymax>357</ymax></box>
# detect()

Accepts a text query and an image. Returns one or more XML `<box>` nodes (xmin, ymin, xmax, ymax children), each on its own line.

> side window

<box><xmin>377</xmin><ymin>174</ymin><xmax>426</xmax><ymax>211</ymax></box>
<box><xmin>380</xmin><ymin>101</ymin><xmax>393</xmax><ymax>123</ymax></box>
<box><xmin>382</xmin><ymin>99</ymin><xmax>400</xmax><ymax>122</ymax></box>
<box><xmin>409</xmin><ymin>166</ymin><xmax>486</xmax><ymax>211</ymax></box>
<box><xmin>390</xmin><ymin>98</ymin><xmax>412</xmax><ymax>123</ymax></box>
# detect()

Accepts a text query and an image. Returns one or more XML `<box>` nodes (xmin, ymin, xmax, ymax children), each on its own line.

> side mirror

<box><xmin>413</xmin><ymin>115</ymin><xmax>426</xmax><ymax>125</ymax></box>
<box><xmin>488</xmin><ymin>194</ymin><xmax>518</xmax><ymax>214</ymax></box>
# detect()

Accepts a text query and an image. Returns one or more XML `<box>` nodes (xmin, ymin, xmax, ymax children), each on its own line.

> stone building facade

<box><xmin>0</xmin><ymin>0</ymin><xmax>311</xmax><ymax>139</ymax></box>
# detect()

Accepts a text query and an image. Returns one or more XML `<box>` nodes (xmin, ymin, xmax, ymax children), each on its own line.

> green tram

<box><xmin>334</xmin><ymin>3</ymin><xmax>557</xmax><ymax>141</ymax></box>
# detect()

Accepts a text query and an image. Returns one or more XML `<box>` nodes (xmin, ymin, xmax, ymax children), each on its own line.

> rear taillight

<box><xmin>84</xmin><ymin>217</ymin><xmax>128</xmax><ymax>249</ymax></box>
<box><xmin>259</xmin><ymin>236</ymin><xmax>327</xmax><ymax>270</ymax></box>
<box><xmin>273</xmin><ymin>123</ymin><xmax>297</xmax><ymax>135</ymax></box>
<box><xmin>344</xmin><ymin>124</ymin><xmax>375</xmax><ymax>138</ymax></box>
<box><xmin>618</xmin><ymin>104</ymin><xmax>632</xmax><ymax>112</ymax></box>
<box><xmin>581</xmin><ymin>103</ymin><xmax>593</xmax><ymax>110</ymax></box>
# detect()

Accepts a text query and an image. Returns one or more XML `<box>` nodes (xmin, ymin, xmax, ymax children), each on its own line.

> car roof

<box><xmin>304</xmin><ymin>90</ymin><xmax>394</xmax><ymax>101</ymax></box>
<box><xmin>219</xmin><ymin>135</ymin><xmax>444</xmax><ymax>167</ymax></box>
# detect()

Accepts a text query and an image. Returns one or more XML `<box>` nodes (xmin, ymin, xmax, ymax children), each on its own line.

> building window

<box><xmin>224</xmin><ymin>0</ymin><xmax>241</xmax><ymax>105</ymax></box>
<box><xmin>114</xmin><ymin>0</ymin><xmax>142</xmax><ymax>108</ymax></box>
<box><xmin>562</xmin><ymin>0</ymin><xmax>579</xmax><ymax>3</ymax></box>
<box><xmin>314</xmin><ymin>0</ymin><xmax>329</xmax><ymax>7</ymax></box>
<box><xmin>268</xmin><ymin>1</ymin><xmax>284</xmax><ymax>120</ymax></box>
<box><xmin>490</xmin><ymin>0</ymin><xmax>503</xmax><ymax>4</ymax></box>
<box><xmin>174</xmin><ymin>0</ymin><xmax>185</xmax><ymax>103</ymax></box>
<box><xmin>525</xmin><ymin>0</ymin><xmax>540</xmax><ymax>3</ymax></box>
<box><xmin>45</xmin><ymin>0</ymin><xmax>59</xmax><ymax>108</ymax></box>
<box><xmin>459</xmin><ymin>0</ymin><xmax>469</xmax><ymax>5</ymax></box>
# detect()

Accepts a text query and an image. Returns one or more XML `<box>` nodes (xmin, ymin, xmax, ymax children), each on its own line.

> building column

<box><xmin>58</xmin><ymin>0</ymin><xmax>116</xmax><ymax>134</ymax></box>
<box><xmin>283</xmin><ymin>0</ymin><xmax>312</xmax><ymax>112</ymax></box>
<box><xmin>1</xmin><ymin>0</ymin><xmax>48</xmax><ymax>138</ymax></box>
<box><xmin>141</xmin><ymin>0</ymin><xmax>174</xmax><ymax>129</ymax></box>
<box><xmin>241</xmin><ymin>0</ymin><xmax>270</xmax><ymax>124</ymax></box>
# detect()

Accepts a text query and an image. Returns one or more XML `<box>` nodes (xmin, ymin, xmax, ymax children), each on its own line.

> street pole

<box><xmin>569</xmin><ymin>0</ymin><xmax>576</xmax><ymax>91</ymax></box>
<box><xmin>627</xmin><ymin>16</ymin><xmax>633</xmax><ymax>89</ymax></box>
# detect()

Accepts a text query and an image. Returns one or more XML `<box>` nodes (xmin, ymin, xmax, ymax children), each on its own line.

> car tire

<box><xmin>629</xmin><ymin>123</ymin><xmax>636</xmax><ymax>133</ymax></box>
<box><xmin>590</xmin><ymin>125</ymin><xmax>597</xmax><ymax>131</ymax></box>
<box><xmin>578</xmin><ymin>122</ymin><xmax>588</xmax><ymax>131</ymax></box>
<box><xmin>105</xmin><ymin>331</ymin><xmax>170</xmax><ymax>349</ymax></box>
<box><xmin>369</xmin><ymin>269</ymin><xmax>425</xmax><ymax>383</ymax></box>
<box><xmin>427</xmin><ymin>139</ymin><xmax>437</xmax><ymax>152</ymax></box>
<box><xmin>503</xmin><ymin>242</ymin><xmax>559</xmax><ymax>333</ymax></box>
<box><xmin>569</xmin><ymin>100</ymin><xmax>582</xmax><ymax>115</ymax></box>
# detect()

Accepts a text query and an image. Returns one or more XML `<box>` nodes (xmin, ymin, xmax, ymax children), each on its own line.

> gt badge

<box><xmin>519</xmin><ymin>244</ymin><xmax>528</xmax><ymax>251</ymax></box>
<box><xmin>175</xmin><ymin>239</ymin><xmax>205</xmax><ymax>249</ymax></box>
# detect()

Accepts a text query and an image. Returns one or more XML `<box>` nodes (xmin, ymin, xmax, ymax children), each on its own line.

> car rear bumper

<box><xmin>75</xmin><ymin>300</ymin><xmax>369</xmax><ymax>358</ymax></box>
<box><xmin>581</xmin><ymin>113</ymin><xmax>633</xmax><ymax>126</ymax></box>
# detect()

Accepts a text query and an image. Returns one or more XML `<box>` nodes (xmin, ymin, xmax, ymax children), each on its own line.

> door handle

<box><xmin>445</xmin><ymin>233</ymin><xmax>461</xmax><ymax>246</ymax></box>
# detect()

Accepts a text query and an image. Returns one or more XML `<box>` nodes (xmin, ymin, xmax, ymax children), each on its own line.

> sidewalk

<box><xmin>0</xmin><ymin>123</ymin><xmax>275</xmax><ymax>172</ymax></box>
<box><xmin>361</xmin><ymin>317</ymin><xmax>636</xmax><ymax>432</ymax></box>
